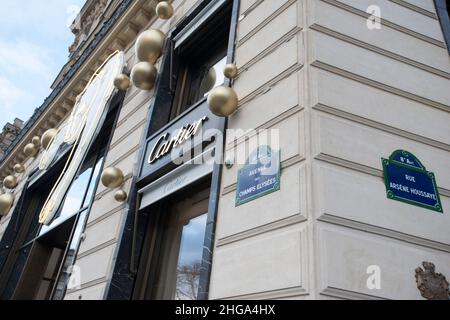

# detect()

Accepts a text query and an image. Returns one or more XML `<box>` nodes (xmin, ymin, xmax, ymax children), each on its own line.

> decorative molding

<box><xmin>314</xmin><ymin>153</ymin><xmax>450</xmax><ymax>197</ymax></box>
<box><xmin>239</xmin><ymin>63</ymin><xmax>303</xmax><ymax>106</ymax></box>
<box><xmin>106</xmin><ymin>145</ymin><xmax>140</xmax><ymax>169</ymax></box>
<box><xmin>226</xmin><ymin>104</ymin><xmax>303</xmax><ymax>151</ymax></box>
<box><xmin>77</xmin><ymin>238</ymin><xmax>117</xmax><ymax>260</ymax></box>
<box><xmin>238</xmin><ymin>26</ymin><xmax>302</xmax><ymax>72</ymax></box>
<box><xmin>221</xmin><ymin>154</ymin><xmax>305</xmax><ymax>196</ymax></box>
<box><xmin>239</xmin><ymin>0</ymin><xmax>264</xmax><ymax>18</ymax></box>
<box><xmin>214</xmin><ymin>228</ymin><xmax>309</xmax><ymax>300</ymax></box>
<box><xmin>216</xmin><ymin>214</ymin><xmax>306</xmax><ymax>247</ymax></box>
<box><xmin>311</xmin><ymin>61</ymin><xmax>450</xmax><ymax>113</ymax></box>
<box><xmin>117</xmin><ymin>97</ymin><xmax>153</xmax><ymax>126</ymax></box>
<box><xmin>313</xmin><ymin>103</ymin><xmax>450</xmax><ymax>152</ymax></box>
<box><xmin>321</xmin><ymin>0</ymin><xmax>446</xmax><ymax>48</ymax></box>
<box><xmin>319</xmin><ymin>214</ymin><xmax>450</xmax><ymax>253</ymax></box>
<box><xmin>310</xmin><ymin>24</ymin><xmax>450</xmax><ymax>79</ymax></box>
<box><xmin>389</xmin><ymin>0</ymin><xmax>438</xmax><ymax>19</ymax></box>
<box><xmin>66</xmin><ymin>277</ymin><xmax>107</xmax><ymax>295</ymax></box>
<box><xmin>321</xmin><ymin>287</ymin><xmax>387</xmax><ymax>300</ymax></box>
<box><xmin>109</xmin><ymin>119</ymin><xmax>146</xmax><ymax>150</ymax></box>
<box><xmin>86</xmin><ymin>203</ymin><xmax>125</xmax><ymax>228</ymax></box>
<box><xmin>216</xmin><ymin>286</ymin><xmax>309</xmax><ymax>300</ymax></box>
<box><xmin>238</xmin><ymin>0</ymin><xmax>298</xmax><ymax>45</ymax></box>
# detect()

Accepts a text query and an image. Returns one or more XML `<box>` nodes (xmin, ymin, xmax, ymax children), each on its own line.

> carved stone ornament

<box><xmin>69</xmin><ymin>0</ymin><xmax>109</xmax><ymax>53</ymax></box>
<box><xmin>415</xmin><ymin>262</ymin><xmax>450</xmax><ymax>300</ymax></box>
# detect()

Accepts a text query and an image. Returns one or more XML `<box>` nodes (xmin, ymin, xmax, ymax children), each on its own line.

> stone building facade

<box><xmin>0</xmin><ymin>119</ymin><xmax>23</xmax><ymax>161</ymax></box>
<box><xmin>0</xmin><ymin>0</ymin><xmax>449</xmax><ymax>300</ymax></box>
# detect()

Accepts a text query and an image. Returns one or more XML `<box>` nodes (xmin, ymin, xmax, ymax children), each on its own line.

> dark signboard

<box><xmin>139</xmin><ymin>101</ymin><xmax>223</xmax><ymax>184</ymax></box>
<box><xmin>382</xmin><ymin>150</ymin><xmax>443</xmax><ymax>213</ymax></box>
<box><xmin>236</xmin><ymin>145</ymin><xmax>280</xmax><ymax>206</ymax></box>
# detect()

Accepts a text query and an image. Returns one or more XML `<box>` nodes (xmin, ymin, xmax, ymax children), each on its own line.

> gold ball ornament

<box><xmin>24</xmin><ymin>143</ymin><xmax>38</xmax><ymax>158</ymax></box>
<box><xmin>207</xmin><ymin>86</ymin><xmax>239</xmax><ymax>117</ymax></box>
<box><xmin>41</xmin><ymin>128</ymin><xmax>58</xmax><ymax>149</ymax></box>
<box><xmin>114</xmin><ymin>189</ymin><xmax>128</xmax><ymax>203</ymax></box>
<box><xmin>13</xmin><ymin>164</ymin><xmax>25</xmax><ymax>174</ymax></box>
<box><xmin>114</xmin><ymin>74</ymin><xmax>131</xmax><ymax>90</ymax></box>
<box><xmin>3</xmin><ymin>175</ymin><xmax>18</xmax><ymax>189</ymax></box>
<box><xmin>32</xmin><ymin>136</ymin><xmax>41</xmax><ymax>147</ymax></box>
<box><xmin>223</xmin><ymin>64</ymin><xmax>238</xmax><ymax>79</ymax></box>
<box><xmin>101</xmin><ymin>167</ymin><xmax>124</xmax><ymax>189</ymax></box>
<box><xmin>156</xmin><ymin>1</ymin><xmax>174</xmax><ymax>20</ymax></box>
<box><xmin>135</xmin><ymin>29</ymin><xmax>165</xmax><ymax>64</ymax></box>
<box><xmin>131</xmin><ymin>62</ymin><xmax>158</xmax><ymax>91</ymax></box>
<box><xmin>0</xmin><ymin>193</ymin><xmax>14</xmax><ymax>216</ymax></box>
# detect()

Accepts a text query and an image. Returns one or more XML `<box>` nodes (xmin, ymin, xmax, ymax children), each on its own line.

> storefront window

<box><xmin>137</xmin><ymin>186</ymin><xmax>210</xmax><ymax>300</ymax></box>
<box><xmin>38</xmin><ymin>154</ymin><xmax>102</xmax><ymax>237</ymax></box>
<box><xmin>201</xmin><ymin>56</ymin><xmax>226</xmax><ymax>98</ymax></box>
<box><xmin>175</xmin><ymin>214</ymin><xmax>208</xmax><ymax>300</ymax></box>
<box><xmin>0</xmin><ymin>95</ymin><xmax>121</xmax><ymax>300</ymax></box>
<box><xmin>169</xmin><ymin>3</ymin><xmax>231</xmax><ymax>120</ymax></box>
<box><xmin>436</xmin><ymin>0</ymin><xmax>450</xmax><ymax>53</ymax></box>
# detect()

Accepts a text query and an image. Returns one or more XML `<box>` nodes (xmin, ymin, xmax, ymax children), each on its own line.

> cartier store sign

<box><xmin>139</xmin><ymin>102</ymin><xmax>223</xmax><ymax>183</ymax></box>
<box><xmin>148</xmin><ymin>116</ymin><xmax>208</xmax><ymax>164</ymax></box>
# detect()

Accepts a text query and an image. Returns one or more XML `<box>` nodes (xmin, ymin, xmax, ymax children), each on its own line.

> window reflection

<box><xmin>201</xmin><ymin>56</ymin><xmax>226</xmax><ymax>98</ymax></box>
<box><xmin>82</xmin><ymin>156</ymin><xmax>103</xmax><ymax>208</ymax></box>
<box><xmin>58</xmin><ymin>166</ymin><xmax>92</xmax><ymax>217</ymax></box>
<box><xmin>175</xmin><ymin>214</ymin><xmax>207</xmax><ymax>300</ymax></box>
<box><xmin>51</xmin><ymin>209</ymin><xmax>88</xmax><ymax>300</ymax></box>
<box><xmin>39</xmin><ymin>155</ymin><xmax>98</xmax><ymax>236</ymax></box>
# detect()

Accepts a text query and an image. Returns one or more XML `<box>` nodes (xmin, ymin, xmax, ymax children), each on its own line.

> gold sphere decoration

<box><xmin>114</xmin><ymin>74</ymin><xmax>131</xmax><ymax>90</ymax></box>
<box><xmin>32</xmin><ymin>136</ymin><xmax>41</xmax><ymax>147</ymax></box>
<box><xmin>131</xmin><ymin>62</ymin><xmax>158</xmax><ymax>91</ymax></box>
<box><xmin>224</xmin><ymin>64</ymin><xmax>238</xmax><ymax>79</ymax></box>
<box><xmin>0</xmin><ymin>193</ymin><xmax>14</xmax><ymax>216</ymax></box>
<box><xmin>156</xmin><ymin>1</ymin><xmax>174</xmax><ymax>20</ymax></box>
<box><xmin>114</xmin><ymin>189</ymin><xmax>128</xmax><ymax>203</ymax></box>
<box><xmin>41</xmin><ymin>128</ymin><xmax>58</xmax><ymax>149</ymax></box>
<box><xmin>24</xmin><ymin>143</ymin><xmax>38</xmax><ymax>158</ymax></box>
<box><xmin>3</xmin><ymin>175</ymin><xmax>18</xmax><ymax>189</ymax></box>
<box><xmin>207</xmin><ymin>86</ymin><xmax>239</xmax><ymax>117</ymax></box>
<box><xmin>135</xmin><ymin>29</ymin><xmax>165</xmax><ymax>64</ymax></box>
<box><xmin>13</xmin><ymin>164</ymin><xmax>25</xmax><ymax>174</ymax></box>
<box><xmin>101</xmin><ymin>167</ymin><xmax>124</xmax><ymax>189</ymax></box>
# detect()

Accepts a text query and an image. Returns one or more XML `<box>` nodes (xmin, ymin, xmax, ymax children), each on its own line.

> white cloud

<box><xmin>0</xmin><ymin>38</ymin><xmax>52</xmax><ymax>80</ymax></box>
<box><xmin>0</xmin><ymin>76</ymin><xmax>32</xmax><ymax>120</ymax></box>
<box><xmin>1</xmin><ymin>0</ymin><xmax>85</xmax><ymax>39</ymax></box>
<box><xmin>0</xmin><ymin>0</ymin><xmax>86</xmax><ymax>127</ymax></box>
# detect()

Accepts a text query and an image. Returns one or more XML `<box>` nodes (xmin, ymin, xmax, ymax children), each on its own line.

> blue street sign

<box><xmin>382</xmin><ymin>150</ymin><xmax>443</xmax><ymax>213</ymax></box>
<box><xmin>236</xmin><ymin>146</ymin><xmax>280</xmax><ymax>206</ymax></box>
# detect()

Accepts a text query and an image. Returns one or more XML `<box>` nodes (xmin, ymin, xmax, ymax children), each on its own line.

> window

<box><xmin>38</xmin><ymin>154</ymin><xmax>103</xmax><ymax>237</ymax></box>
<box><xmin>169</xmin><ymin>0</ymin><xmax>232</xmax><ymax>120</ymax></box>
<box><xmin>134</xmin><ymin>184</ymin><xmax>210</xmax><ymax>300</ymax></box>
<box><xmin>107</xmin><ymin>0</ymin><xmax>238</xmax><ymax>301</ymax></box>
<box><xmin>12</xmin><ymin>141</ymin><xmax>107</xmax><ymax>300</ymax></box>
<box><xmin>134</xmin><ymin>2</ymin><xmax>233</xmax><ymax>300</ymax></box>
<box><xmin>0</xmin><ymin>97</ymin><xmax>122</xmax><ymax>300</ymax></box>
<box><xmin>436</xmin><ymin>0</ymin><xmax>450</xmax><ymax>53</ymax></box>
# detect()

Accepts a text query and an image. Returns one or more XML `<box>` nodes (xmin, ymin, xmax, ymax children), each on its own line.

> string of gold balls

<box><xmin>106</xmin><ymin>1</ymin><xmax>240</xmax><ymax>202</ymax></box>
<box><xmin>1</xmin><ymin>127</ymin><xmax>60</xmax><ymax>216</ymax></box>
<box><xmin>101</xmin><ymin>167</ymin><xmax>128</xmax><ymax>203</ymax></box>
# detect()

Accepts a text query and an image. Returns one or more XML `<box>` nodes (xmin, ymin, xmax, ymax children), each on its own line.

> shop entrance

<box><xmin>134</xmin><ymin>181</ymin><xmax>210</xmax><ymax>300</ymax></box>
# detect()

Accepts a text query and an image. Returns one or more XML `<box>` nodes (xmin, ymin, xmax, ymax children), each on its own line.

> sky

<box><xmin>0</xmin><ymin>0</ymin><xmax>87</xmax><ymax>129</ymax></box>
